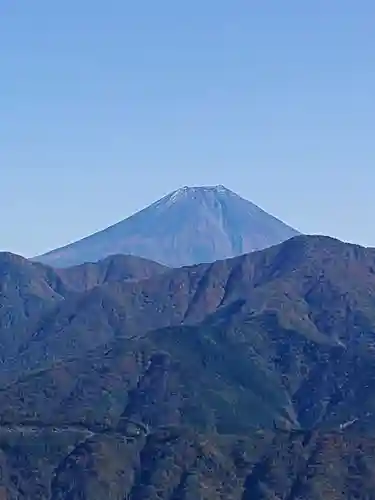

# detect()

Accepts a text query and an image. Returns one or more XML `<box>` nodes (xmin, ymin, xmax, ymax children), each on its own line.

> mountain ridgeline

<box><xmin>33</xmin><ymin>185</ymin><xmax>299</xmax><ymax>268</ymax></box>
<box><xmin>1</xmin><ymin>235</ymin><xmax>375</xmax><ymax>498</ymax></box>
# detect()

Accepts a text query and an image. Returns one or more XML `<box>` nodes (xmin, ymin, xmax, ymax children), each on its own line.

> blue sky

<box><xmin>0</xmin><ymin>1</ymin><xmax>374</xmax><ymax>256</ymax></box>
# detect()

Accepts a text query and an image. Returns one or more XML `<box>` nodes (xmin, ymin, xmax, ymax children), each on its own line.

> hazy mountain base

<box><xmin>34</xmin><ymin>185</ymin><xmax>299</xmax><ymax>268</ymax></box>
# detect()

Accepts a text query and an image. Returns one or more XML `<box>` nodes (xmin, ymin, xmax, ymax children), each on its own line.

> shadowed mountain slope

<box><xmin>1</xmin><ymin>236</ymin><xmax>375</xmax><ymax>498</ymax></box>
<box><xmin>3</xmin><ymin>235</ymin><xmax>375</xmax><ymax>413</ymax></box>
<box><xmin>0</xmin><ymin>252</ymin><xmax>166</xmax><ymax>363</ymax></box>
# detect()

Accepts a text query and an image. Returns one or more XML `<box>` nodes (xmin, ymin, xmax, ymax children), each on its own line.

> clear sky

<box><xmin>0</xmin><ymin>1</ymin><xmax>374</xmax><ymax>257</ymax></box>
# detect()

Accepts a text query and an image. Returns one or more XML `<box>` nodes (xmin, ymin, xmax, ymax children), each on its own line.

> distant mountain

<box><xmin>33</xmin><ymin>185</ymin><xmax>300</xmax><ymax>268</ymax></box>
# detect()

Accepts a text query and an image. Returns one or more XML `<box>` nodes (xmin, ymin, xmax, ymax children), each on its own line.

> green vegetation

<box><xmin>0</xmin><ymin>235</ymin><xmax>375</xmax><ymax>498</ymax></box>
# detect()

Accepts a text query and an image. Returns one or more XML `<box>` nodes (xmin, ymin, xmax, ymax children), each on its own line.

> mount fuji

<box><xmin>34</xmin><ymin>185</ymin><xmax>300</xmax><ymax>268</ymax></box>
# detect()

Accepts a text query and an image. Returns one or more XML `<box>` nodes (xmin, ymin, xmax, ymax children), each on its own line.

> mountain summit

<box><xmin>34</xmin><ymin>185</ymin><xmax>300</xmax><ymax>267</ymax></box>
